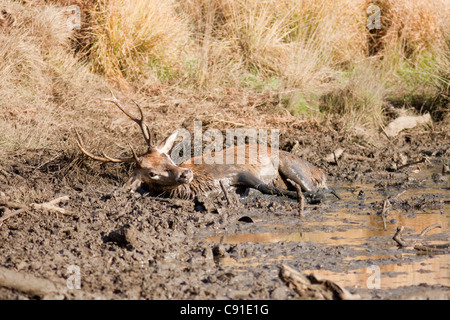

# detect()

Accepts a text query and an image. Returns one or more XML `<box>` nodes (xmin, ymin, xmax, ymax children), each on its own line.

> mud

<box><xmin>0</xmin><ymin>117</ymin><xmax>449</xmax><ymax>300</ymax></box>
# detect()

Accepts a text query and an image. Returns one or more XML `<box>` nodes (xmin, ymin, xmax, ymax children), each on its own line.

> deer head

<box><xmin>76</xmin><ymin>92</ymin><xmax>193</xmax><ymax>192</ymax></box>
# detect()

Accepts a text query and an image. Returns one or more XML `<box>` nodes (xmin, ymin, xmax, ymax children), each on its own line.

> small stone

<box><xmin>212</xmin><ymin>244</ymin><xmax>226</xmax><ymax>257</ymax></box>
<box><xmin>271</xmin><ymin>287</ymin><xmax>288</xmax><ymax>299</ymax></box>
<box><xmin>105</xmin><ymin>224</ymin><xmax>137</xmax><ymax>249</ymax></box>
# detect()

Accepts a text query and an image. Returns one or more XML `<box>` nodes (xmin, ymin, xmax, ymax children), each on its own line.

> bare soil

<box><xmin>0</xmin><ymin>94</ymin><xmax>449</xmax><ymax>300</ymax></box>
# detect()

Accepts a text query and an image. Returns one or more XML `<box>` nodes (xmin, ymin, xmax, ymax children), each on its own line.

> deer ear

<box><xmin>156</xmin><ymin>130</ymin><xmax>179</xmax><ymax>154</ymax></box>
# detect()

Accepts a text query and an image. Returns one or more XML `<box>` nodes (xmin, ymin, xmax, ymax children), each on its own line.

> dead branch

<box><xmin>414</xmin><ymin>243</ymin><xmax>449</xmax><ymax>254</ymax></box>
<box><xmin>0</xmin><ymin>197</ymin><xmax>28</xmax><ymax>210</ymax></box>
<box><xmin>0</xmin><ymin>266</ymin><xmax>66</xmax><ymax>299</ymax></box>
<box><xmin>393</xmin><ymin>224</ymin><xmax>448</xmax><ymax>253</ymax></box>
<box><xmin>219</xmin><ymin>180</ymin><xmax>236</xmax><ymax>207</ymax></box>
<box><xmin>343</xmin><ymin>154</ymin><xmax>376</xmax><ymax>162</ymax></box>
<box><xmin>395</xmin><ymin>156</ymin><xmax>429</xmax><ymax>171</ymax></box>
<box><xmin>0</xmin><ymin>169</ymin><xmax>26</xmax><ymax>182</ymax></box>
<box><xmin>393</xmin><ymin>226</ymin><xmax>409</xmax><ymax>247</ymax></box>
<box><xmin>380</xmin><ymin>198</ymin><xmax>391</xmax><ymax>231</ymax></box>
<box><xmin>0</xmin><ymin>266</ymin><xmax>106</xmax><ymax>299</ymax></box>
<box><xmin>0</xmin><ymin>196</ymin><xmax>72</xmax><ymax>226</ymax></box>
<box><xmin>30</xmin><ymin>196</ymin><xmax>70</xmax><ymax>215</ymax></box>
<box><xmin>418</xmin><ymin>224</ymin><xmax>441</xmax><ymax>237</ymax></box>
<box><xmin>0</xmin><ymin>208</ymin><xmax>27</xmax><ymax>225</ymax></box>
<box><xmin>279</xmin><ymin>264</ymin><xmax>359</xmax><ymax>300</ymax></box>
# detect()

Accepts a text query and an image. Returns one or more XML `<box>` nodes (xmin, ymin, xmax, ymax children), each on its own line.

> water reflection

<box><xmin>207</xmin><ymin>210</ymin><xmax>447</xmax><ymax>247</ymax></box>
<box><xmin>204</xmin><ymin>163</ymin><xmax>449</xmax><ymax>291</ymax></box>
<box><xmin>206</xmin><ymin>231</ymin><xmax>302</xmax><ymax>244</ymax></box>
<box><xmin>303</xmin><ymin>254</ymin><xmax>449</xmax><ymax>289</ymax></box>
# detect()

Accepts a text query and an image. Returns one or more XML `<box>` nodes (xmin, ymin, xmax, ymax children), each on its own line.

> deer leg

<box><xmin>277</xmin><ymin>150</ymin><xmax>329</xmax><ymax>192</ymax></box>
<box><xmin>236</xmin><ymin>172</ymin><xmax>298</xmax><ymax>199</ymax></box>
<box><xmin>278</xmin><ymin>163</ymin><xmax>316</xmax><ymax>192</ymax></box>
<box><xmin>279</xmin><ymin>165</ymin><xmax>340</xmax><ymax>201</ymax></box>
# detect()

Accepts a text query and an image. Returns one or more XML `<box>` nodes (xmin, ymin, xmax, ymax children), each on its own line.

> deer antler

<box><xmin>75</xmin><ymin>129</ymin><xmax>137</xmax><ymax>163</ymax></box>
<box><xmin>103</xmin><ymin>89</ymin><xmax>153</xmax><ymax>148</ymax></box>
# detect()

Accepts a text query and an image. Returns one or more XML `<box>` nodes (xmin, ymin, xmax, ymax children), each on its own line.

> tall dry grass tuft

<box><xmin>176</xmin><ymin>0</ymin><xmax>244</xmax><ymax>88</ymax></box>
<box><xmin>280</xmin><ymin>0</ymin><xmax>367</xmax><ymax>91</ymax></box>
<box><xmin>88</xmin><ymin>0</ymin><xmax>190</xmax><ymax>87</ymax></box>
<box><xmin>381</xmin><ymin>0</ymin><xmax>448</xmax><ymax>61</ymax></box>
<box><xmin>319</xmin><ymin>63</ymin><xmax>387</xmax><ymax>129</ymax></box>
<box><xmin>82</xmin><ymin>0</ymin><xmax>448</xmax><ymax>127</ymax></box>
<box><xmin>1</xmin><ymin>0</ymin><xmax>448</xmax><ymax>153</ymax></box>
<box><xmin>0</xmin><ymin>0</ymin><xmax>106</xmax><ymax>154</ymax></box>
<box><xmin>374</xmin><ymin>0</ymin><xmax>449</xmax><ymax>89</ymax></box>
<box><xmin>374</xmin><ymin>0</ymin><xmax>449</xmax><ymax>123</ymax></box>
<box><xmin>178</xmin><ymin>0</ymin><xmax>367</xmax><ymax>91</ymax></box>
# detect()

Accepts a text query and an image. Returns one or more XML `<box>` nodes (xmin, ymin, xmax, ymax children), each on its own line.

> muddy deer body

<box><xmin>76</xmin><ymin>94</ymin><xmax>329</xmax><ymax>202</ymax></box>
<box><xmin>130</xmin><ymin>144</ymin><xmax>327</xmax><ymax>200</ymax></box>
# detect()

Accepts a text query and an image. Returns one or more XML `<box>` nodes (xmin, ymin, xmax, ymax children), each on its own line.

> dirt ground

<box><xmin>0</xmin><ymin>93</ymin><xmax>449</xmax><ymax>300</ymax></box>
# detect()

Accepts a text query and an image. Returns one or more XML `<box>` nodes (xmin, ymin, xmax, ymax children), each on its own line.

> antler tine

<box><xmin>103</xmin><ymin>91</ymin><xmax>152</xmax><ymax>148</ymax></box>
<box><xmin>75</xmin><ymin>129</ymin><xmax>135</xmax><ymax>163</ymax></box>
<box><xmin>131</xmin><ymin>99</ymin><xmax>153</xmax><ymax>146</ymax></box>
<box><xmin>128</xmin><ymin>143</ymin><xmax>141</xmax><ymax>164</ymax></box>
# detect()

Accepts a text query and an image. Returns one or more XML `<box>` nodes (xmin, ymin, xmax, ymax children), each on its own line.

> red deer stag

<box><xmin>76</xmin><ymin>95</ymin><xmax>333</xmax><ymax>203</ymax></box>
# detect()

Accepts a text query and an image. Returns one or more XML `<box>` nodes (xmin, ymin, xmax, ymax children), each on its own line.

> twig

<box><xmin>381</xmin><ymin>198</ymin><xmax>391</xmax><ymax>231</ymax></box>
<box><xmin>287</xmin><ymin>179</ymin><xmax>305</xmax><ymax>218</ymax></box>
<box><xmin>0</xmin><ymin>169</ymin><xmax>26</xmax><ymax>182</ymax></box>
<box><xmin>396</xmin><ymin>156</ymin><xmax>429</xmax><ymax>171</ymax></box>
<box><xmin>279</xmin><ymin>264</ymin><xmax>360</xmax><ymax>300</ymax></box>
<box><xmin>392</xmin><ymin>190</ymin><xmax>405</xmax><ymax>200</ymax></box>
<box><xmin>295</xmin><ymin>184</ymin><xmax>305</xmax><ymax>218</ymax></box>
<box><xmin>393</xmin><ymin>224</ymin><xmax>448</xmax><ymax>252</ymax></box>
<box><xmin>419</xmin><ymin>224</ymin><xmax>442</xmax><ymax>237</ymax></box>
<box><xmin>343</xmin><ymin>154</ymin><xmax>376</xmax><ymax>162</ymax></box>
<box><xmin>0</xmin><ymin>208</ymin><xmax>27</xmax><ymax>224</ymax></box>
<box><xmin>32</xmin><ymin>152</ymin><xmax>63</xmax><ymax>173</ymax></box>
<box><xmin>31</xmin><ymin>196</ymin><xmax>70</xmax><ymax>215</ymax></box>
<box><xmin>0</xmin><ymin>196</ymin><xmax>72</xmax><ymax>226</ymax></box>
<box><xmin>379</xmin><ymin>191</ymin><xmax>403</xmax><ymax>231</ymax></box>
<box><xmin>0</xmin><ymin>266</ymin><xmax>105</xmax><ymax>299</ymax></box>
<box><xmin>393</xmin><ymin>226</ymin><xmax>409</xmax><ymax>247</ymax></box>
<box><xmin>0</xmin><ymin>266</ymin><xmax>65</xmax><ymax>299</ymax></box>
<box><xmin>333</xmin><ymin>150</ymin><xmax>340</xmax><ymax>166</ymax></box>
<box><xmin>414</xmin><ymin>243</ymin><xmax>449</xmax><ymax>254</ymax></box>
<box><xmin>219</xmin><ymin>180</ymin><xmax>235</xmax><ymax>207</ymax></box>
<box><xmin>329</xmin><ymin>188</ymin><xmax>342</xmax><ymax>200</ymax></box>
<box><xmin>0</xmin><ymin>197</ymin><xmax>28</xmax><ymax>210</ymax></box>
<box><xmin>216</xmin><ymin>119</ymin><xmax>246</xmax><ymax>127</ymax></box>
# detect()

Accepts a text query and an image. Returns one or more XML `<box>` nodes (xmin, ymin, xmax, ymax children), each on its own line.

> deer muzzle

<box><xmin>177</xmin><ymin>169</ymin><xmax>193</xmax><ymax>184</ymax></box>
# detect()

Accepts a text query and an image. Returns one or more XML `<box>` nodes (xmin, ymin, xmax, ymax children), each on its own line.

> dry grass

<box><xmin>87</xmin><ymin>0</ymin><xmax>191</xmax><ymax>88</ymax></box>
<box><xmin>0</xmin><ymin>0</ymin><xmax>448</xmax><ymax>165</ymax></box>
<box><xmin>178</xmin><ymin>0</ymin><xmax>368</xmax><ymax>91</ymax></box>
<box><xmin>83</xmin><ymin>0</ymin><xmax>446</xmax><ymax>127</ymax></box>
<box><xmin>0</xmin><ymin>0</ymin><xmax>108</xmax><ymax>156</ymax></box>
<box><xmin>382</xmin><ymin>0</ymin><xmax>448</xmax><ymax>61</ymax></box>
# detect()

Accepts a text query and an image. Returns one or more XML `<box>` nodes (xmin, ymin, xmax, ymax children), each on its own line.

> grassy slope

<box><xmin>0</xmin><ymin>0</ymin><xmax>448</xmax><ymax>167</ymax></box>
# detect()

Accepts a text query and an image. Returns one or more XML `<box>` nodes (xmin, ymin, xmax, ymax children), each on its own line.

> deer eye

<box><xmin>148</xmin><ymin>172</ymin><xmax>157</xmax><ymax>178</ymax></box>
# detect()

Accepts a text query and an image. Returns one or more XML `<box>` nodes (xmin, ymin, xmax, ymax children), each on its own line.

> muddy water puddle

<box><xmin>203</xmin><ymin>164</ymin><xmax>449</xmax><ymax>291</ymax></box>
<box><xmin>302</xmin><ymin>254</ymin><xmax>449</xmax><ymax>290</ymax></box>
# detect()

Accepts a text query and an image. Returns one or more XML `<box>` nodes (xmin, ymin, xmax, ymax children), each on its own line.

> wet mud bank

<box><xmin>0</xmin><ymin>128</ymin><xmax>448</xmax><ymax>300</ymax></box>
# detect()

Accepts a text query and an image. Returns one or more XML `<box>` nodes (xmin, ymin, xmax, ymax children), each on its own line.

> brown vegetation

<box><xmin>0</xmin><ymin>0</ymin><xmax>448</xmax><ymax>168</ymax></box>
